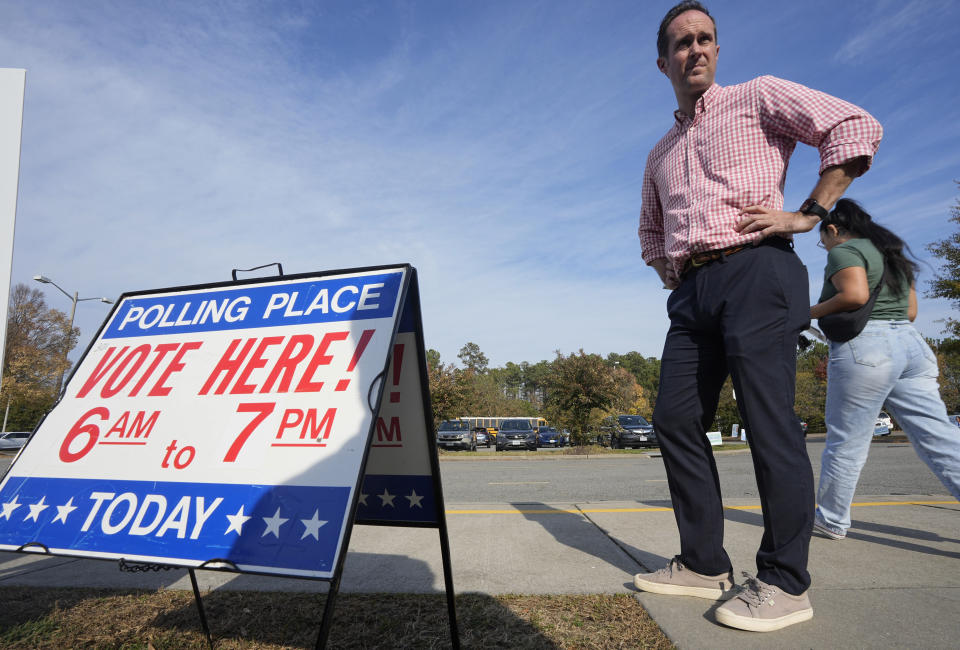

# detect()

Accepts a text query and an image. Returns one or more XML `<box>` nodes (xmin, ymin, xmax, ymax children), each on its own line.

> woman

<box><xmin>810</xmin><ymin>199</ymin><xmax>960</xmax><ymax>539</ymax></box>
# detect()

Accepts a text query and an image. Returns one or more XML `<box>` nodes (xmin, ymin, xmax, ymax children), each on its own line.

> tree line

<box><xmin>427</xmin><ymin>188</ymin><xmax>960</xmax><ymax>440</ymax></box>
<box><xmin>5</xmin><ymin>188</ymin><xmax>960</xmax><ymax>437</ymax></box>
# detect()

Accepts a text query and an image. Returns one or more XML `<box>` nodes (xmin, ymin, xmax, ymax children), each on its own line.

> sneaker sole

<box><xmin>813</xmin><ymin>523</ymin><xmax>846</xmax><ymax>540</ymax></box>
<box><xmin>633</xmin><ymin>574</ymin><xmax>735</xmax><ymax>600</ymax></box>
<box><xmin>715</xmin><ymin>606</ymin><xmax>813</xmax><ymax>632</ymax></box>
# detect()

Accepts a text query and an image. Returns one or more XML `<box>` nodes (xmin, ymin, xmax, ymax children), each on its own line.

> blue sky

<box><xmin>4</xmin><ymin>0</ymin><xmax>960</xmax><ymax>368</ymax></box>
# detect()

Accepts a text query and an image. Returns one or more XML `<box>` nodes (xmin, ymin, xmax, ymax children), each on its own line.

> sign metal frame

<box><xmin>0</xmin><ymin>263</ymin><xmax>459</xmax><ymax>649</ymax></box>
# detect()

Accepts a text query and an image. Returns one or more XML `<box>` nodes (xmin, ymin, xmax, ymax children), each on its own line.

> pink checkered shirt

<box><xmin>638</xmin><ymin>76</ymin><xmax>882</xmax><ymax>270</ymax></box>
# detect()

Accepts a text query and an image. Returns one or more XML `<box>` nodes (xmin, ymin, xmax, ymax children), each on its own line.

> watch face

<box><xmin>800</xmin><ymin>199</ymin><xmax>827</xmax><ymax>218</ymax></box>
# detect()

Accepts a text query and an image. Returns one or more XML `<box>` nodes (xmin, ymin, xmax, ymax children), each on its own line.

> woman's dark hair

<box><xmin>821</xmin><ymin>198</ymin><xmax>918</xmax><ymax>296</ymax></box>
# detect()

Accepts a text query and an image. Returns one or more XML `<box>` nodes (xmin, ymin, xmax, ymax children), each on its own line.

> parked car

<box><xmin>436</xmin><ymin>420</ymin><xmax>477</xmax><ymax>451</ymax></box>
<box><xmin>600</xmin><ymin>415</ymin><xmax>657</xmax><ymax>449</ymax></box>
<box><xmin>473</xmin><ymin>427</ymin><xmax>490</xmax><ymax>448</ymax></box>
<box><xmin>877</xmin><ymin>411</ymin><xmax>893</xmax><ymax>430</ymax></box>
<box><xmin>536</xmin><ymin>426</ymin><xmax>563</xmax><ymax>448</ymax></box>
<box><xmin>496</xmin><ymin>419</ymin><xmax>536</xmax><ymax>451</ymax></box>
<box><xmin>798</xmin><ymin>418</ymin><xmax>808</xmax><ymax>435</ymax></box>
<box><xmin>873</xmin><ymin>416</ymin><xmax>891</xmax><ymax>436</ymax></box>
<box><xmin>0</xmin><ymin>431</ymin><xmax>30</xmax><ymax>451</ymax></box>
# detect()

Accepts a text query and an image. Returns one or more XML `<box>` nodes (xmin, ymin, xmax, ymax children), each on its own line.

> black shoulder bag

<box><xmin>817</xmin><ymin>265</ymin><xmax>887</xmax><ymax>343</ymax></box>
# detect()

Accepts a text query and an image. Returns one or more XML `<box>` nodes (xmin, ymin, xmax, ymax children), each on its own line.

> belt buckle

<box><xmin>690</xmin><ymin>254</ymin><xmax>709</xmax><ymax>269</ymax></box>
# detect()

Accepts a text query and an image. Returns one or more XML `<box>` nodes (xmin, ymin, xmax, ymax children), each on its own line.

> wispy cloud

<box><xmin>5</xmin><ymin>1</ymin><xmax>960</xmax><ymax>366</ymax></box>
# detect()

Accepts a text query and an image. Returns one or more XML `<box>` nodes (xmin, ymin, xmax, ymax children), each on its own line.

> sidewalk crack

<box><xmin>574</xmin><ymin>504</ymin><xmax>653</xmax><ymax>572</ymax></box>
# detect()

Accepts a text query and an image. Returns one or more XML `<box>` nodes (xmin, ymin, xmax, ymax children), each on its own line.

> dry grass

<box><xmin>0</xmin><ymin>587</ymin><xmax>673</xmax><ymax>649</ymax></box>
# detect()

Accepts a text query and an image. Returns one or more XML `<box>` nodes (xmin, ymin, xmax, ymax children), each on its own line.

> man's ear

<box><xmin>656</xmin><ymin>57</ymin><xmax>667</xmax><ymax>76</ymax></box>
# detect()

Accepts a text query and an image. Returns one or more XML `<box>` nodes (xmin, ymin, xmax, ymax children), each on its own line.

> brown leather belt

<box><xmin>681</xmin><ymin>243</ymin><xmax>753</xmax><ymax>277</ymax></box>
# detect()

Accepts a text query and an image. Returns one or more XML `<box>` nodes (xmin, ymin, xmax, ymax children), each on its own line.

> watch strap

<box><xmin>799</xmin><ymin>198</ymin><xmax>828</xmax><ymax>220</ymax></box>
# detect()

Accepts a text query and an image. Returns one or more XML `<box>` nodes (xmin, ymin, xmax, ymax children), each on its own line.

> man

<box><xmin>632</xmin><ymin>1</ymin><xmax>882</xmax><ymax>633</ymax></box>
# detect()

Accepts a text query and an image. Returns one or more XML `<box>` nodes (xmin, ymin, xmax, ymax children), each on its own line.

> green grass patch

<box><xmin>0</xmin><ymin>588</ymin><xmax>673</xmax><ymax>649</ymax></box>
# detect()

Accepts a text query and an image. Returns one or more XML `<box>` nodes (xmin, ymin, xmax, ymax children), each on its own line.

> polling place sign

<box><xmin>0</xmin><ymin>266</ymin><xmax>411</xmax><ymax>578</ymax></box>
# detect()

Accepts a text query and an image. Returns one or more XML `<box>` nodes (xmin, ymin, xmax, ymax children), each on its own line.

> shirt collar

<box><xmin>673</xmin><ymin>83</ymin><xmax>722</xmax><ymax>125</ymax></box>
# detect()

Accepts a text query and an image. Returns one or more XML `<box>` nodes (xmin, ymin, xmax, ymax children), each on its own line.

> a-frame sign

<box><xmin>0</xmin><ymin>263</ymin><xmax>458</xmax><ymax>648</ymax></box>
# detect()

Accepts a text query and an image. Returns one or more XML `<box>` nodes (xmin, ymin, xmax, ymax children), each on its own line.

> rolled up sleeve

<box><xmin>638</xmin><ymin>162</ymin><xmax>666</xmax><ymax>264</ymax></box>
<box><xmin>756</xmin><ymin>75</ymin><xmax>883</xmax><ymax>176</ymax></box>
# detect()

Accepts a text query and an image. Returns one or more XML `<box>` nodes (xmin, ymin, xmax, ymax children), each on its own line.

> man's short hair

<box><xmin>656</xmin><ymin>1</ymin><xmax>717</xmax><ymax>58</ymax></box>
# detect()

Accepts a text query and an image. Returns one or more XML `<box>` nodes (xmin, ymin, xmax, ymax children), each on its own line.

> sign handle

<box><xmin>366</xmin><ymin>370</ymin><xmax>386</xmax><ymax>413</ymax></box>
<box><xmin>230</xmin><ymin>262</ymin><xmax>284</xmax><ymax>281</ymax></box>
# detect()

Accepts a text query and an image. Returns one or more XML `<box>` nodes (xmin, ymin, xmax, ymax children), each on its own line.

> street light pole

<box><xmin>33</xmin><ymin>275</ymin><xmax>112</xmax><ymax>394</ymax></box>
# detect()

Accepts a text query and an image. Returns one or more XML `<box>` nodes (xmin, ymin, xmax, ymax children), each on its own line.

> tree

<box><xmin>425</xmin><ymin>348</ymin><xmax>442</xmax><ymax>374</ymax></box>
<box><xmin>926</xmin><ymin>184</ymin><xmax>960</xmax><ymax>337</ymax></box>
<box><xmin>930</xmin><ymin>338</ymin><xmax>960</xmax><ymax>413</ymax></box>
<box><xmin>427</xmin><ymin>361</ymin><xmax>467</xmax><ymax>429</ymax></box>
<box><xmin>790</xmin><ymin>340</ymin><xmax>829</xmax><ymax>432</ymax></box>
<box><xmin>545</xmin><ymin>350</ymin><xmax>619</xmax><ymax>443</ymax></box>
<box><xmin>457</xmin><ymin>342</ymin><xmax>489</xmax><ymax>373</ymax></box>
<box><xmin>607</xmin><ymin>351</ymin><xmax>661</xmax><ymax>400</ymax></box>
<box><xmin>2</xmin><ymin>284</ymin><xmax>77</xmax><ymax>431</ymax></box>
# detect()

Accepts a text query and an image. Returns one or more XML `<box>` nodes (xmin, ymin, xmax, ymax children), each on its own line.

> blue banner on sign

<box><xmin>356</xmin><ymin>475</ymin><xmax>437</xmax><ymax>524</ymax></box>
<box><xmin>103</xmin><ymin>272</ymin><xmax>403</xmax><ymax>339</ymax></box>
<box><xmin>0</xmin><ymin>477</ymin><xmax>349</xmax><ymax>574</ymax></box>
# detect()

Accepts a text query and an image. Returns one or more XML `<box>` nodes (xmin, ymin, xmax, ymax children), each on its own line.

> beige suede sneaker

<box><xmin>633</xmin><ymin>556</ymin><xmax>737</xmax><ymax>600</ymax></box>
<box><xmin>715</xmin><ymin>573</ymin><xmax>813</xmax><ymax>632</ymax></box>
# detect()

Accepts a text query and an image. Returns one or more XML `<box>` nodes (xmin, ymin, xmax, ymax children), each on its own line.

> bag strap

<box><xmin>867</xmin><ymin>262</ymin><xmax>887</xmax><ymax>299</ymax></box>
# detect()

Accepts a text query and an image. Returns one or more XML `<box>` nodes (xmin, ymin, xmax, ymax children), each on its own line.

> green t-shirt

<box><xmin>818</xmin><ymin>238</ymin><xmax>909</xmax><ymax>320</ymax></box>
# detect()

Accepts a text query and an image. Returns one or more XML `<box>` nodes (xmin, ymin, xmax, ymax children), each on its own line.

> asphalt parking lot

<box><xmin>2</xmin><ymin>438</ymin><xmax>958</xmax><ymax>649</ymax></box>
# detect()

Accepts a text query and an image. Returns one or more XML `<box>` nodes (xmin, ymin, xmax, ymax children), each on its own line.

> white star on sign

<box><xmin>1</xmin><ymin>496</ymin><xmax>21</xmax><ymax>520</ymax></box>
<box><xmin>53</xmin><ymin>497</ymin><xmax>77</xmax><ymax>524</ymax></box>
<box><xmin>378</xmin><ymin>489</ymin><xmax>395</xmax><ymax>508</ymax></box>
<box><xmin>405</xmin><ymin>490</ymin><xmax>424</xmax><ymax>509</ymax></box>
<box><xmin>262</xmin><ymin>507</ymin><xmax>288</xmax><ymax>538</ymax></box>
<box><xmin>300</xmin><ymin>510</ymin><xmax>328</xmax><ymax>540</ymax></box>
<box><xmin>25</xmin><ymin>497</ymin><xmax>49</xmax><ymax>522</ymax></box>
<box><xmin>358</xmin><ymin>492</ymin><xmax>368</xmax><ymax>506</ymax></box>
<box><xmin>225</xmin><ymin>505</ymin><xmax>251</xmax><ymax>536</ymax></box>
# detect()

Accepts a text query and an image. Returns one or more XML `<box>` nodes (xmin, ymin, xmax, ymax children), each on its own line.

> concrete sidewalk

<box><xmin>1</xmin><ymin>494</ymin><xmax>958</xmax><ymax>648</ymax></box>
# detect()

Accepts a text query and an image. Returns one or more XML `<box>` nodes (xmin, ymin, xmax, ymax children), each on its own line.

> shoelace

<box><xmin>736</xmin><ymin>572</ymin><xmax>777</xmax><ymax>606</ymax></box>
<box><xmin>655</xmin><ymin>555</ymin><xmax>685</xmax><ymax>577</ymax></box>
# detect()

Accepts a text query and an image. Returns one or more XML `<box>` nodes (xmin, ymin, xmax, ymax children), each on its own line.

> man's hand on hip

<box><xmin>735</xmin><ymin>205</ymin><xmax>820</xmax><ymax>237</ymax></box>
<box><xmin>650</xmin><ymin>257</ymin><xmax>680</xmax><ymax>290</ymax></box>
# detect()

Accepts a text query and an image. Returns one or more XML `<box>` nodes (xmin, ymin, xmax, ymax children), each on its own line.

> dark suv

<box><xmin>600</xmin><ymin>414</ymin><xmax>657</xmax><ymax>449</ymax></box>
<box><xmin>496</xmin><ymin>419</ymin><xmax>537</xmax><ymax>451</ymax></box>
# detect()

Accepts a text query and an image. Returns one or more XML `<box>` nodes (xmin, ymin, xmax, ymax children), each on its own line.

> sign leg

<box><xmin>315</xmin><ymin>574</ymin><xmax>343</xmax><ymax>649</ymax></box>
<box><xmin>438</xmin><ymin>521</ymin><xmax>461</xmax><ymax>649</ymax></box>
<box><xmin>188</xmin><ymin>568</ymin><xmax>213</xmax><ymax>649</ymax></box>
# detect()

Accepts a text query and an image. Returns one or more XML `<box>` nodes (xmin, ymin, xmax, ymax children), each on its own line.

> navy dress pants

<box><xmin>652</xmin><ymin>237</ymin><xmax>814</xmax><ymax>596</ymax></box>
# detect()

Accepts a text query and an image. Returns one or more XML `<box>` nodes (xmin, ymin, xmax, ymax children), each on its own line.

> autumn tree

<box><xmin>607</xmin><ymin>351</ymin><xmax>661</xmax><ymax>402</ymax></box>
<box><xmin>426</xmin><ymin>359</ymin><xmax>467</xmax><ymax>428</ymax></box>
<box><xmin>545</xmin><ymin>350</ymin><xmax>619</xmax><ymax>443</ymax></box>
<box><xmin>930</xmin><ymin>338</ymin><xmax>960</xmax><ymax>413</ymax></box>
<box><xmin>926</xmin><ymin>184</ymin><xmax>960</xmax><ymax>337</ymax></box>
<box><xmin>2</xmin><ymin>284</ymin><xmax>77</xmax><ymax>431</ymax></box>
<box><xmin>794</xmin><ymin>340</ymin><xmax>829</xmax><ymax>432</ymax></box>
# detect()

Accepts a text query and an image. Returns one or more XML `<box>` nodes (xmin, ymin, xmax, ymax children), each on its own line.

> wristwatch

<box><xmin>799</xmin><ymin>198</ymin><xmax>828</xmax><ymax>220</ymax></box>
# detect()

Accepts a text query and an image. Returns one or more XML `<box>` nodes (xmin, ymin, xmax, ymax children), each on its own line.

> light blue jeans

<box><xmin>817</xmin><ymin>320</ymin><xmax>960</xmax><ymax>534</ymax></box>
